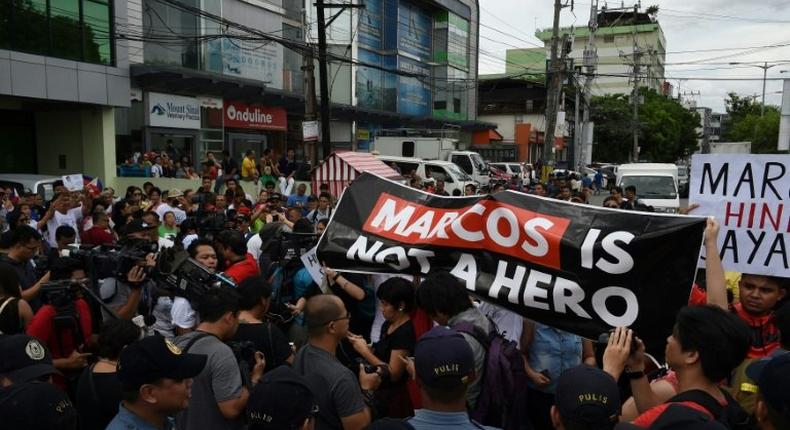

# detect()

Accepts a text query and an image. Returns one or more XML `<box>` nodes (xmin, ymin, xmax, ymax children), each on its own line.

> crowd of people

<box><xmin>0</xmin><ymin>157</ymin><xmax>788</xmax><ymax>430</ymax></box>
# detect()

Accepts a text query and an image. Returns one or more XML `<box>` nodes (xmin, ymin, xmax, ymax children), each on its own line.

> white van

<box><xmin>0</xmin><ymin>174</ymin><xmax>64</xmax><ymax>201</ymax></box>
<box><xmin>616</xmin><ymin>163</ymin><xmax>680</xmax><ymax>213</ymax></box>
<box><xmin>376</xmin><ymin>155</ymin><xmax>476</xmax><ymax>195</ymax></box>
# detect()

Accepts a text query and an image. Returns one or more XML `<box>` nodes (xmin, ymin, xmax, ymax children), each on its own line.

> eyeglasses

<box><xmin>319</xmin><ymin>311</ymin><xmax>350</xmax><ymax>326</ymax></box>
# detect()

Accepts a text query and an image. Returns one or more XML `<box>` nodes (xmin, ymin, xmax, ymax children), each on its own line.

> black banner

<box><xmin>317</xmin><ymin>174</ymin><xmax>706</xmax><ymax>349</ymax></box>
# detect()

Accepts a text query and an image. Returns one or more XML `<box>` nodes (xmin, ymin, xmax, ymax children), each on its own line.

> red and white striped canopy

<box><xmin>312</xmin><ymin>151</ymin><xmax>402</xmax><ymax>198</ymax></box>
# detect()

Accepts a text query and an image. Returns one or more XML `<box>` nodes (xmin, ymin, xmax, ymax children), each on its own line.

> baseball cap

<box><xmin>122</xmin><ymin>219</ymin><xmax>157</xmax><ymax>236</ymax></box>
<box><xmin>267</xmin><ymin>192</ymin><xmax>283</xmax><ymax>202</ymax></box>
<box><xmin>117</xmin><ymin>336</ymin><xmax>207</xmax><ymax>390</ymax></box>
<box><xmin>414</xmin><ymin>326</ymin><xmax>475</xmax><ymax>388</ymax></box>
<box><xmin>614</xmin><ymin>404</ymin><xmax>727</xmax><ymax>430</ymax></box>
<box><xmin>746</xmin><ymin>352</ymin><xmax>790</xmax><ymax>422</ymax></box>
<box><xmin>555</xmin><ymin>365</ymin><xmax>621</xmax><ymax>429</ymax></box>
<box><xmin>0</xmin><ymin>335</ymin><xmax>59</xmax><ymax>384</ymax></box>
<box><xmin>246</xmin><ymin>366</ymin><xmax>317</xmax><ymax>430</ymax></box>
<box><xmin>0</xmin><ymin>381</ymin><xmax>77</xmax><ymax>430</ymax></box>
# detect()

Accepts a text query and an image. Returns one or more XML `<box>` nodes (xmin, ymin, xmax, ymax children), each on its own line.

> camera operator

<box><xmin>0</xmin><ymin>225</ymin><xmax>51</xmax><ymax>308</ymax></box>
<box><xmin>170</xmin><ymin>239</ymin><xmax>220</xmax><ymax>335</ymax></box>
<box><xmin>46</xmin><ymin>225</ymin><xmax>77</xmax><ymax>268</ymax></box>
<box><xmin>214</xmin><ymin>230</ymin><xmax>259</xmax><ymax>285</ymax></box>
<box><xmin>26</xmin><ymin>257</ymin><xmax>93</xmax><ymax>396</ymax></box>
<box><xmin>98</xmin><ymin>220</ymin><xmax>160</xmax><ymax>325</ymax></box>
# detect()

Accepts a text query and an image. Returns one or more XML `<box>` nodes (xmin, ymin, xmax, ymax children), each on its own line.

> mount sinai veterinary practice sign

<box><xmin>318</xmin><ymin>174</ymin><xmax>707</xmax><ymax>349</ymax></box>
<box><xmin>224</xmin><ymin>101</ymin><xmax>287</xmax><ymax>131</ymax></box>
<box><xmin>147</xmin><ymin>92</ymin><xmax>201</xmax><ymax>129</ymax></box>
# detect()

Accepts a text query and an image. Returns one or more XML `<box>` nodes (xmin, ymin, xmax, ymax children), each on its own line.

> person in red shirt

<box><xmin>695</xmin><ymin>219</ymin><xmax>788</xmax><ymax>359</ymax></box>
<box><xmin>80</xmin><ymin>212</ymin><xmax>116</xmax><ymax>246</ymax></box>
<box><xmin>214</xmin><ymin>229</ymin><xmax>259</xmax><ymax>284</ymax></box>
<box><xmin>26</xmin><ymin>257</ymin><xmax>93</xmax><ymax>395</ymax></box>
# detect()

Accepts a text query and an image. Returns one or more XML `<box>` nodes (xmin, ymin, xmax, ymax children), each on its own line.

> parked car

<box><xmin>375</xmin><ymin>155</ymin><xmax>477</xmax><ymax>195</ymax></box>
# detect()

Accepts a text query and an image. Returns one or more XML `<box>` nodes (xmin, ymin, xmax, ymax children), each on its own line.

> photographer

<box><xmin>98</xmin><ymin>220</ymin><xmax>159</xmax><ymax>324</ymax></box>
<box><xmin>26</xmin><ymin>257</ymin><xmax>94</xmax><ymax>395</ymax></box>
<box><xmin>0</xmin><ymin>225</ymin><xmax>51</xmax><ymax>307</ymax></box>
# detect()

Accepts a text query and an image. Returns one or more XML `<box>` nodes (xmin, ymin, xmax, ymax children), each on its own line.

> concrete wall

<box><xmin>478</xmin><ymin>113</ymin><xmax>546</xmax><ymax>143</ymax></box>
<box><xmin>35</xmin><ymin>108</ymin><xmax>117</xmax><ymax>181</ymax></box>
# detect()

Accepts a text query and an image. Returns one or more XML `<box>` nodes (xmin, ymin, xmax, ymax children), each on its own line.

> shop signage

<box><xmin>197</xmin><ymin>95</ymin><xmax>223</xmax><ymax>109</ymax></box>
<box><xmin>224</xmin><ymin>101</ymin><xmax>287</xmax><ymax>131</ymax></box>
<box><xmin>147</xmin><ymin>92</ymin><xmax>201</xmax><ymax>129</ymax></box>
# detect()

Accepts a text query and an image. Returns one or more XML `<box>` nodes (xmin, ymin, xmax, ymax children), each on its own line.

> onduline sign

<box><xmin>224</xmin><ymin>101</ymin><xmax>287</xmax><ymax>131</ymax></box>
<box><xmin>317</xmin><ymin>173</ymin><xmax>707</xmax><ymax>350</ymax></box>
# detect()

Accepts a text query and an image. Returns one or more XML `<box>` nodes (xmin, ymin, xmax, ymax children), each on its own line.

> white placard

<box><xmin>300</xmin><ymin>246</ymin><xmax>325</xmax><ymax>285</ymax></box>
<box><xmin>62</xmin><ymin>174</ymin><xmax>83</xmax><ymax>192</ymax></box>
<box><xmin>689</xmin><ymin>154</ymin><xmax>790</xmax><ymax>277</ymax></box>
<box><xmin>147</xmin><ymin>92</ymin><xmax>201</xmax><ymax>129</ymax></box>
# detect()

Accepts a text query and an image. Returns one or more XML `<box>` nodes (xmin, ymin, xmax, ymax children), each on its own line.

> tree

<box><xmin>723</xmin><ymin>92</ymin><xmax>781</xmax><ymax>153</ymax></box>
<box><xmin>590</xmin><ymin>88</ymin><xmax>699</xmax><ymax>163</ymax></box>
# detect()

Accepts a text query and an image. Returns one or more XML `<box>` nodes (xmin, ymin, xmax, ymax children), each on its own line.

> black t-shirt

<box><xmin>0</xmin><ymin>255</ymin><xmax>40</xmax><ymax>310</ymax></box>
<box><xmin>222</xmin><ymin>157</ymin><xmax>239</xmax><ymax>176</ymax></box>
<box><xmin>232</xmin><ymin>321</ymin><xmax>292</xmax><ymax>373</ymax></box>
<box><xmin>0</xmin><ymin>297</ymin><xmax>22</xmax><ymax>335</ymax></box>
<box><xmin>373</xmin><ymin>320</ymin><xmax>416</xmax><ymax>384</ymax></box>
<box><xmin>329</xmin><ymin>273</ymin><xmax>374</xmax><ymax>340</ymax></box>
<box><xmin>75</xmin><ymin>367</ymin><xmax>122</xmax><ymax>430</ymax></box>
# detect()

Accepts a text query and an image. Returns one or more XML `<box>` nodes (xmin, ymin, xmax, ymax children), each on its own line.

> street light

<box><xmin>730</xmin><ymin>62</ymin><xmax>784</xmax><ymax>117</ymax></box>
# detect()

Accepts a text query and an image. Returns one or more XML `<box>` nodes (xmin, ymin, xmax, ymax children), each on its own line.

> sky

<box><xmin>477</xmin><ymin>0</ymin><xmax>790</xmax><ymax>112</ymax></box>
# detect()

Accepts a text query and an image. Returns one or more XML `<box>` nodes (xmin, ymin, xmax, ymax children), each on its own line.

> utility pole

<box><xmin>580</xmin><ymin>0</ymin><xmax>598</xmax><ymax>169</ymax></box>
<box><xmin>543</xmin><ymin>0</ymin><xmax>565</xmax><ymax>165</ymax></box>
<box><xmin>623</xmin><ymin>4</ymin><xmax>643</xmax><ymax>162</ymax></box>
<box><xmin>315</xmin><ymin>0</ymin><xmax>332</xmax><ymax>159</ymax></box>
<box><xmin>761</xmin><ymin>61</ymin><xmax>768</xmax><ymax>117</ymax></box>
<box><xmin>302</xmin><ymin>8</ymin><xmax>318</xmax><ymax>166</ymax></box>
<box><xmin>314</xmin><ymin>1</ymin><xmax>364</xmax><ymax>158</ymax></box>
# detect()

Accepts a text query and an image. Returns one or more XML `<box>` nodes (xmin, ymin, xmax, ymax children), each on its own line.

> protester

<box><xmin>603</xmin><ymin>306</ymin><xmax>752</xmax><ymax>428</ymax></box>
<box><xmin>246</xmin><ymin>366</ymin><xmax>317</xmax><ymax>430</ymax></box>
<box><xmin>323</xmin><ymin>264</ymin><xmax>375</xmax><ymax>343</ymax></box>
<box><xmin>295</xmin><ymin>294</ymin><xmax>381</xmax><ymax>430</ymax></box>
<box><xmin>108</xmin><ymin>336</ymin><xmax>207</xmax><ymax>430</ymax></box>
<box><xmin>348</xmin><ymin>277</ymin><xmax>417</xmax><ymax>418</ymax></box>
<box><xmin>416</xmin><ymin>272</ymin><xmax>492</xmax><ymax>408</ymax></box>
<box><xmin>307</xmin><ymin>192</ymin><xmax>333</xmax><ymax>224</ymax></box>
<box><xmin>174</xmin><ymin>288</ymin><xmax>265</xmax><ymax>430</ymax></box>
<box><xmin>233</xmin><ymin>275</ymin><xmax>294</xmax><ymax>372</ymax></box>
<box><xmin>158</xmin><ymin>211</ymin><xmax>179</xmax><ymax>239</ymax></box>
<box><xmin>523</xmin><ymin>318</ymin><xmax>596</xmax><ymax>430</ymax></box>
<box><xmin>241</xmin><ymin>150</ymin><xmax>260</xmax><ymax>183</ymax></box>
<box><xmin>214</xmin><ymin>229</ymin><xmax>260</xmax><ymax>284</ymax></box>
<box><xmin>81</xmin><ymin>211</ymin><xmax>116</xmax><ymax>246</ymax></box>
<box><xmin>0</xmin><ymin>226</ymin><xmax>50</xmax><ymax>305</ymax></box>
<box><xmin>38</xmin><ymin>191</ymin><xmax>92</xmax><ymax>247</ymax></box>
<box><xmin>0</xmin><ymin>262</ymin><xmax>33</xmax><ymax>334</ymax></box>
<box><xmin>287</xmin><ymin>183</ymin><xmax>309</xmax><ymax>209</ymax></box>
<box><xmin>74</xmin><ymin>319</ymin><xmax>142</xmax><ymax>430</ymax></box>
<box><xmin>407</xmin><ymin>326</ymin><xmax>497</xmax><ymax>430</ymax></box>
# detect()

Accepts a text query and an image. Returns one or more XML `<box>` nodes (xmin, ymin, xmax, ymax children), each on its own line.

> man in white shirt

<box><xmin>154</xmin><ymin>189</ymin><xmax>188</xmax><ymax>225</ymax></box>
<box><xmin>37</xmin><ymin>191</ymin><xmax>91</xmax><ymax>248</ymax></box>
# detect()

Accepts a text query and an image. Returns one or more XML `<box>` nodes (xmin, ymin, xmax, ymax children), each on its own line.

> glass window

<box><xmin>50</xmin><ymin>0</ymin><xmax>83</xmax><ymax>61</ymax></box>
<box><xmin>3</xmin><ymin>0</ymin><xmax>113</xmax><ymax>64</ymax></box>
<box><xmin>83</xmin><ymin>0</ymin><xmax>112</xmax><ymax>64</ymax></box>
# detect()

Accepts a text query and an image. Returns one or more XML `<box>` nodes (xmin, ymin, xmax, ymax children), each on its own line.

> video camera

<box><xmin>40</xmin><ymin>278</ymin><xmax>88</xmax><ymax>307</ymax></box>
<box><xmin>67</xmin><ymin>240</ymin><xmax>159</xmax><ymax>280</ymax></box>
<box><xmin>156</xmin><ymin>250</ymin><xmax>236</xmax><ymax>304</ymax></box>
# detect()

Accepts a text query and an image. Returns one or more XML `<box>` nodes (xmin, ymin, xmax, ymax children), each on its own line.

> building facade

<box><xmin>535</xmin><ymin>9</ymin><xmax>666</xmax><ymax>97</ymax></box>
<box><xmin>0</xmin><ymin>0</ymin><xmax>130</xmax><ymax>180</ymax></box>
<box><xmin>117</xmin><ymin>0</ymin><xmax>485</xmax><ymax>175</ymax></box>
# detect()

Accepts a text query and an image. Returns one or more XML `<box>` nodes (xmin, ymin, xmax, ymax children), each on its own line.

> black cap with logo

<box><xmin>246</xmin><ymin>365</ymin><xmax>317</xmax><ymax>430</ymax></box>
<box><xmin>0</xmin><ymin>381</ymin><xmax>77</xmax><ymax>430</ymax></box>
<box><xmin>0</xmin><ymin>335</ymin><xmax>59</xmax><ymax>383</ymax></box>
<box><xmin>555</xmin><ymin>365</ymin><xmax>621</xmax><ymax>429</ymax></box>
<box><xmin>117</xmin><ymin>336</ymin><xmax>207</xmax><ymax>390</ymax></box>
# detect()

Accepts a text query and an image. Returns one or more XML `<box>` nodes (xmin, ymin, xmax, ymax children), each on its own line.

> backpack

<box><xmin>668</xmin><ymin>388</ymin><xmax>756</xmax><ymax>430</ymax></box>
<box><xmin>453</xmin><ymin>322</ymin><xmax>531</xmax><ymax>430</ymax></box>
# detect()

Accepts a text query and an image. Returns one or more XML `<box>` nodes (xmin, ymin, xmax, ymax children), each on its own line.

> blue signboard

<box><xmin>356</xmin><ymin>49</ymin><xmax>383</xmax><ymax>110</ymax></box>
<box><xmin>397</xmin><ymin>0</ymin><xmax>432</xmax><ymax>61</ymax></box>
<box><xmin>359</xmin><ymin>0</ymin><xmax>382</xmax><ymax>49</ymax></box>
<box><xmin>398</xmin><ymin>56</ymin><xmax>431</xmax><ymax>116</ymax></box>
